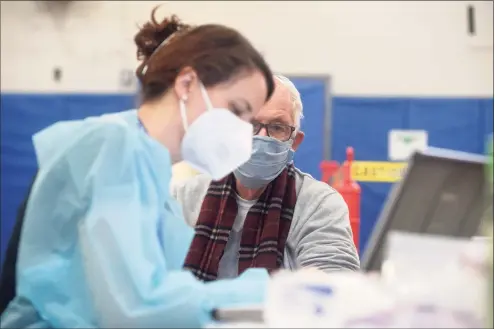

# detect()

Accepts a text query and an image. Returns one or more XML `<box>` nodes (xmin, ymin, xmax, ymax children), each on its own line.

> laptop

<box><xmin>361</xmin><ymin>147</ymin><xmax>488</xmax><ymax>272</ymax></box>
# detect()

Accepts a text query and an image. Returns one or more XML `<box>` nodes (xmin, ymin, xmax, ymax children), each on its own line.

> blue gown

<box><xmin>0</xmin><ymin>110</ymin><xmax>268</xmax><ymax>328</ymax></box>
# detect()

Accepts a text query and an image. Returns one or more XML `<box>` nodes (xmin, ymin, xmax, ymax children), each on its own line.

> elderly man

<box><xmin>173</xmin><ymin>74</ymin><xmax>360</xmax><ymax>281</ymax></box>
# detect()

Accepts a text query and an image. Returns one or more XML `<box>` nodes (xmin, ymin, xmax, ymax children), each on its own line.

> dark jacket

<box><xmin>0</xmin><ymin>176</ymin><xmax>36</xmax><ymax>315</ymax></box>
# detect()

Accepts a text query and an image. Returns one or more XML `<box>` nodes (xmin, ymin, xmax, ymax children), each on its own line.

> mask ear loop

<box><xmin>198</xmin><ymin>82</ymin><xmax>213</xmax><ymax>111</ymax></box>
<box><xmin>180</xmin><ymin>82</ymin><xmax>211</xmax><ymax>132</ymax></box>
<box><xmin>179</xmin><ymin>95</ymin><xmax>189</xmax><ymax>131</ymax></box>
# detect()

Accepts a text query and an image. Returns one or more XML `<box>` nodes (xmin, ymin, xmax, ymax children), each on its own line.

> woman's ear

<box><xmin>173</xmin><ymin>67</ymin><xmax>198</xmax><ymax>101</ymax></box>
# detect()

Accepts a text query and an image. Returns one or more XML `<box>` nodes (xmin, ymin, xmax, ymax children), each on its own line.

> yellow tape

<box><xmin>351</xmin><ymin>161</ymin><xmax>407</xmax><ymax>183</ymax></box>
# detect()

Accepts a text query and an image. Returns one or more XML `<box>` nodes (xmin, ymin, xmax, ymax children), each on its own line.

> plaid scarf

<box><xmin>183</xmin><ymin>164</ymin><xmax>297</xmax><ymax>281</ymax></box>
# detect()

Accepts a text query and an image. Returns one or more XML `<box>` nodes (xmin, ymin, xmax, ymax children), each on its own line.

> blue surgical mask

<box><xmin>233</xmin><ymin>136</ymin><xmax>295</xmax><ymax>189</ymax></box>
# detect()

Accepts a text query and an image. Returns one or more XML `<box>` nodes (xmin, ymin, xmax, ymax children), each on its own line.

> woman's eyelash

<box><xmin>231</xmin><ymin>106</ymin><xmax>243</xmax><ymax>116</ymax></box>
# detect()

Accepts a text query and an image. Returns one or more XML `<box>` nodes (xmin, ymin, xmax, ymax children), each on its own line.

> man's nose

<box><xmin>258</xmin><ymin>126</ymin><xmax>269</xmax><ymax>137</ymax></box>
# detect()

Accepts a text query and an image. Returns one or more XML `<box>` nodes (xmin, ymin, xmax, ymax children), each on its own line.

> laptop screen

<box><xmin>361</xmin><ymin>148</ymin><xmax>488</xmax><ymax>272</ymax></box>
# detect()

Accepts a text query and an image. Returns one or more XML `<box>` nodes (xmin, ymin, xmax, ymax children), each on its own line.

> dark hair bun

<box><xmin>134</xmin><ymin>7</ymin><xmax>190</xmax><ymax>61</ymax></box>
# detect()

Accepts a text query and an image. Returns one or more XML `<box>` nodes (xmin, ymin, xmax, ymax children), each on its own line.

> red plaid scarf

<box><xmin>183</xmin><ymin>164</ymin><xmax>297</xmax><ymax>281</ymax></box>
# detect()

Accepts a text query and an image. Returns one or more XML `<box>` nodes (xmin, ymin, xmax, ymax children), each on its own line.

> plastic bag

<box><xmin>379</xmin><ymin>232</ymin><xmax>488</xmax><ymax>328</ymax></box>
<box><xmin>263</xmin><ymin>233</ymin><xmax>489</xmax><ymax>328</ymax></box>
<box><xmin>264</xmin><ymin>269</ymin><xmax>395</xmax><ymax>328</ymax></box>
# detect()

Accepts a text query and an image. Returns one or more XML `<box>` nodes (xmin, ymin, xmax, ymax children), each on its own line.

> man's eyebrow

<box><xmin>271</xmin><ymin>113</ymin><xmax>291</xmax><ymax>124</ymax></box>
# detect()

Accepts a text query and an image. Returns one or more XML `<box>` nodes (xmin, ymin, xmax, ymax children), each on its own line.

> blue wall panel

<box><xmin>1</xmin><ymin>95</ymin><xmax>70</xmax><ymax>267</ymax></box>
<box><xmin>331</xmin><ymin>96</ymin><xmax>493</xmax><ymax>253</ymax></box>
<box><xmin>0</xmin><ymin>92</ymin><xmax>492</xmax><ymax>265</ymax></box>
<box><xmin>407</xmin><ymin>98</ymin><xmax>483</xmax><ymax>154</ymax></box>
<box><xmin>0</xmin><ymin>84</ymin><xmax>328</xmax><ymax>265</ymax></box>
<box><xmin>331</xmin><ymin>98</ymin><xmax>409</xmax><ymax>161</ymax></box>
<box><xmin>290</xmin><ymin>78</ymin><xmax>327</xmax><ymax>179</ymax></box>
<box><xmin>481</xmin><ymin>98</ymin><xmax>494</xmax><ymax>137</ymax></box>
<box><xmin>331</xmin><ymin>97</ymin><xmax>409</xmax><ymax>252</ymax></box>
<box><xmin>65</xmin><ymin>94</ymin><xmax>135</xmax><ymax>120</ymax></box>
<box><xmin>0</xmin><ymin>94</ymin><xmax>135</xmax><ymax>266</ymax></box>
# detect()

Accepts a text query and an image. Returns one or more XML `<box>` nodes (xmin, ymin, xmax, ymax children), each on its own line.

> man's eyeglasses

<box><xmin>252</xmin><ymin>121</ymin><xmax>296</xmax><ymax>142</ymax></box>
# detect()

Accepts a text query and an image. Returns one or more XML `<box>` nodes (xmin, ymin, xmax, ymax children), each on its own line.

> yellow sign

<box><xmin>351</xmin><ymin>161</ymin><xmax>407</xmax><ymax>183</ymax></box>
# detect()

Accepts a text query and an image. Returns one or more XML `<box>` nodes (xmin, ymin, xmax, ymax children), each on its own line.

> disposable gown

<box><xmin>0</xmin><ymin>110</ymin><xmax>269</xmax><ymax>328</ymax></box>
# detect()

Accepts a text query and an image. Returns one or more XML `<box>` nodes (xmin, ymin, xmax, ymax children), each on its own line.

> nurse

<box><xmin>1</xmin><ymin>9</ymin><xmax>275</xmax><ymax>329</ymax></box>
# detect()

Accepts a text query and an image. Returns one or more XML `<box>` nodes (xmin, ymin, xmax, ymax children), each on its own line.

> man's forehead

<box><xmin>271</xmin><ymin>79</ymin><xmax>292</xmax><ymax>104</ymax></box>
<box><xmin>256</xmin><ymin>80</ymin><xmax>293</xmax><ymax>121</ymax></box>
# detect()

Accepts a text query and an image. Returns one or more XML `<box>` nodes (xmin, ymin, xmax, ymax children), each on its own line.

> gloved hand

<box><xmin>204</xmin><ymin>268</ymin><xmax>270</xmax><ymax>309</ymax></box>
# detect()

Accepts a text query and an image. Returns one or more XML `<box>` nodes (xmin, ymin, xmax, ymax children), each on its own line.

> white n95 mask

<box><xmin>180</xmin><ymin>82</ymin><xmax>253</xmax><ymax>181</ymax></box>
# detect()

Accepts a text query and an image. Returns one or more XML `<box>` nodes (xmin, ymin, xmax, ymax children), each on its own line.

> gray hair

<box><xmin>274</xmin><ymin>74</ymin><xmax>304</xmax><ymax>129</ymax></box>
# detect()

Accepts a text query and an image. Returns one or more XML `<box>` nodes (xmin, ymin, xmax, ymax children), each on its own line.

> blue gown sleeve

<box><xmin>29</xmin><ymin>121</ymin><xmax>268</xmax><ymax>328</ymax></box>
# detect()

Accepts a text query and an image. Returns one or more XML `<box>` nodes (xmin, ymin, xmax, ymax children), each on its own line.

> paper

<box><xmin>388</xmin><ymin>130</ymin><xmax>428</xmax><ymax>161</ymax></box>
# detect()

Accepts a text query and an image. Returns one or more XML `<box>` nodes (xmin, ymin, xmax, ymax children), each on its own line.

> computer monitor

<box><xmin>361</xmin><ymin>147</ymin><xmax>488</xmax><ymax>272</ymax></box>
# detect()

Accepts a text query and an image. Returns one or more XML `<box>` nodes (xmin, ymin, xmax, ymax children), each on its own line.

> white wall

<box><xmin>1</xmin><ymin>0</ymin><xmax>493</xmax><ymax>96</ymax></box>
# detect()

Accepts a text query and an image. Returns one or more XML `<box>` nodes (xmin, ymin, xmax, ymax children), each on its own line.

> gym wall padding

<box><xmin>0</xmin><ymin>78</ymin><xmax>328</xmax><ymax>266</ymax></box>
<box><xmin>0</xmin><ymin>94</ymin><xmax>135</xmax><ymax>266</ymax></box>
<box><xmin>331</xmin><ymin>96</ymin><xmax>494</xmax><ymax>253</ymax></box>
<box><xmin>1</xmin><ymin>92</ymin><xmax>492</xmax><ymax>265</ymax></box>
<box><xmin>288</xmin><ymin>77</ymin><xmax>328</xmax><ymax>179</ymax></box>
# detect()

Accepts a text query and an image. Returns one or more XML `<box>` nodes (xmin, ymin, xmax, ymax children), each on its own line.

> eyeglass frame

<box><xmin>252</xmin><ymin>121</ymin><xmax>296</xmax><ymax>142</ymax></box>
